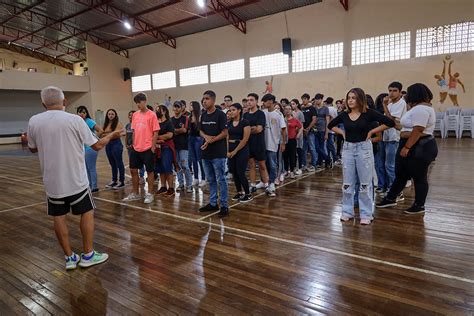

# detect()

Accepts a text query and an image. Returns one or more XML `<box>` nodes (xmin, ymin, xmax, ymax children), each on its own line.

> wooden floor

<box><xmin>0</xmin><ymin>139</ymin><xmax>473</xmax><ymax>315</ymax></box>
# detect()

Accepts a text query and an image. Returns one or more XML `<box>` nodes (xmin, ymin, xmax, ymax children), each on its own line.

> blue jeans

<box><xmin>266</xmin><ymin>150</ymin><xmax>278</xmax><ymax>183</ymax></box>
<box><xmin>302</xmin><ymin>132</ymin><xmax>317</xmax><ymax>167</ymax></box>
<box><xmin>315</xmin><ymin>131</ymin><xmax>330</xmax><ymax>165</ymax></box>
<box><xmin>341</xmin><ymin>141</ymin><xmax>374</xmax><ymax>220</ymax></box>
<box><xmin>127</xmin><ymin>148</ymin><xmax>144</xmax><ymax>178</ymax></box>
<box><xmin>85</xmin><ymin>147</ymin><xmax>98</xmax><ymax>190</ymax></box>
<box><xmin>375</xmin><ymin>142</ymin><xmax>387</xmax><ymax>189</ymax></box>
<box><xmin>203</xmin><ymin>158</ymin><xmax>228</xmax><ymax>207</ymax></box>
<box><xmin>384</xmin><ymin>141</ymin><xmax>399</xmax><ymax>189</ymax></box>
<box><xmin>188</xmin><ymin>136</ymin><xmax>205</xmax><ymax>181</ymax></box>
<box><xmin>326</xmin><ymin>133</ymin><xmax>337</xmax><ymax>162</ymax></box>
<box><xmin>105</xmin><ymin>139</ymin><xmax>125</xmax><ymax>183</ymax></box>
<box><xmin>177</xmin><ymin>149</ymin><xmax>193</xmax><ymax>187</ymax></box>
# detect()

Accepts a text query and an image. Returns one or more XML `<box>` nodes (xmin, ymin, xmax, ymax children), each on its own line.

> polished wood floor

<box><xmin>0</xmin><ymin>139</ymin><xmax>473</xmax><ymax>315</ymax></box>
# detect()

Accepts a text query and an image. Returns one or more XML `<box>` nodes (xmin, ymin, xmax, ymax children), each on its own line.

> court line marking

<box><xmin>1</xmin><ymin>175</ymin><xmax>473</xmax><ymax>283</ymax></box>
<box><xmin>96</xmin><ymin>196</ymin><xmax>474</xmax><ymax>285</ymax></box>
<box><xmin>0</xmin><ymin>202</ymin><xmax>46</xmax><ymax>214</ymax></box>
<box><xmin>198</xmin><ymin>170</ymin><xmax>321</xmax><ymax>221</ymax></box>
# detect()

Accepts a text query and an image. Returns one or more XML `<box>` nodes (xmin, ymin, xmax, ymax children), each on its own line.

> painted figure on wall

<box><xmin>264</xmin><ymin>76</ymin><xmax>273</xmax><ymax>94</ymax></box>
<box><xmin>434</xmin><ymin>59</ymin><xmax>449</xmax><ymax>104</ymax></box>
<box><xmin>447</xmin><ymin>59</ymin><xmax>466</xmax><ymax>106</ymax></box>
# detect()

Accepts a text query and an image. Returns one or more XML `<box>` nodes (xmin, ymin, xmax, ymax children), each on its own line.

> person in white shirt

<box><xmin>377</xmin><ymin>83</ymin><xmax>438</xmax><ymax>214</ymax></box>
<box><xmin>27</xmin><ymin>86</ymin><xmax>122</xmax><ymax>270</ymax></box>
<box><xmin>382</xmin><ymin>81</ymin><xmax>407</xmax><ymax>198</ymax></box>
<box><xmin>262</xmin><ymin>94</ymin><xmax>287</xmax><ymax>197</ymax></box>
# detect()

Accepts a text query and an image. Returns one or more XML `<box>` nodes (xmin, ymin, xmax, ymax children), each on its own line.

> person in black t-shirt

<box><xmin>243</xmin><ymin>93</ymin><xmax>269</xmax><ymax>193</ymax></box>
<box><xmin>198</xmin><ymin>90</ymin><xmax>229</xmax><ymax>217</ymax></box>
<box><xmin>155</xmin><ymin>105</ymin><xmax>176</xmax><ymax>197</ymax></box>
<box><xmin>300</xmin><ymin>93</ymin><xmax>318</xmax><ymax>171</ymax></box>
<box><xmin>227</xmin><ymin>103</ymin><xmax>253</xmax><ymax>203</ymax></box>
<box><xmin>171</xmin><ymin>101</ymin><xmax>193</xmax><ymax>193</ymax></box>
<box><xmin>188</xmin><ymin>101</ymin><xmax>206</xmax><ymax>186</ymax></box>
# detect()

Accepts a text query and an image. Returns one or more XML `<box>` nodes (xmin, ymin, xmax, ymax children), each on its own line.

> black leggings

<box><xmin>387</xmin><ymin>139</ymin><xmax>436</xmax><ymax>206</ymax></box>
<box><xmin>228</xmin><ymin>146</ymin><xmax>250</xmax><ymax>194</ymax></box>
<box><xmin>336</xmin><ymin>134</ymin><xmax>344</xmax><ymax>158</ymax></box>
<box><xmin>283</xmin><ymin>139</ymin><xmax>297</xmax><ymax>172</ymax></box>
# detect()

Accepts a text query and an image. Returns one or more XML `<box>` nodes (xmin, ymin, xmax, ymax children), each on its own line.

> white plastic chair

<box><xmin>434</xmin><ymin>112</ymin><xmax>445</xmax><ymax>138</ymax></box>
<box><xmin>459</xmin><ymin>109</ymin><xmax>474</xmax><ymax>138</ymax></box>
<box><xmin>443</xmin><ymin>107</ymin><xmax>461</xmax><ymax>138</ymax></box>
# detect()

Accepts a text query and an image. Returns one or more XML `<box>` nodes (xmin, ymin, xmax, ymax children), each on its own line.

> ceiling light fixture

<box><xmin>123</xmin><ymin>21</ymin><xmax>132</xmax><ymax>30</ymax></box>
<box><xmin>197</xmin><ymin>0</ymin><xmax>205</xmax><ymax>8</ymax></box>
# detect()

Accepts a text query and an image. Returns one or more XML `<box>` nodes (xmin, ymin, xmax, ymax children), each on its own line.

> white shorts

<box><xmin>448</xmin><ymin>88</ymin><xmax>457</xmax><ymax>96</ymax></box>
<box><xmin>439</xmin><ymin>85</ymin><xmax>448</xmax><ymax>93</ymax></box>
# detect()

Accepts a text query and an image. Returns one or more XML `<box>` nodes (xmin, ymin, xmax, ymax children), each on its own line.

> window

<box><xmin>179</xmin><ymin>65</ymin><xmax>208</xmax><ymax>87</ymax></box>
<box><xmin>152</xmin><ymin>70</ymin><xmax>176</xmax><ymax>90</ymax></box>
<box><xmin>292</xmin><ymin>42</ymin><xmax>343</xmax><ymax>73</ymax></box>
<box><xmin>416</xmin><ymin>22</ymin><xmax>474</xmax><ymax>57</ymax></box>
<box><xmin>210</xmin><ymin>59</ymin><xmax>245</xmax><ymax>83</ymax></box>
<box><xmin>249</xmin><ymin>52</ymin><xmax>289</xmax><ymax>78</ymax></box>
<box><xmin>351</xmin><ymin>32</ymin><xmax>410</xmax><ymax>65</ymax></box>
<box><xmin>131</xmin><ymin>74</ymin><xmax>151</xmax><ymax>92</ymax></box>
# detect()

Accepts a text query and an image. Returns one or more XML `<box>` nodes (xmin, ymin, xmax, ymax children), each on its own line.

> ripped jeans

<box><xmin>341</xmin><ymin>140</ymin><xmax>374</xmax><ymax>220</ymax></box>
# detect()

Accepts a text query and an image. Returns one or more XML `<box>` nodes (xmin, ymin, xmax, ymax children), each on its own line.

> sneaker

<box><xmin>112</xmin><ymin>182</ymin><xmax>125</xmax><ymax>190</ymax></box>
<box><xmin>176</xmin><ymin>185</ymin><xmax>185</xmax><ymax>192</ymax></box>
<box><xmin>265</xmin><ymin>184</ymin><xmax>276</xmax><ymax>197</ymax></box>
<box><xmin>295</xmin><ymin>169</ymin><xmax>302</xmax><ymax>176</ymax></box>
<box><xmin>404</xmin><ymin>204</ymin><xmax>425</xmax><ymax>215</ymax></box>
<box><xmin>192</xmin><ymin>179</ymin><xmax>199</xmax><ymax>186</ymax></box>
<box><xmin>376</xmin><ymin>198</ymin><xmax>397</xmax><ymax>208</ymax></box>
<box><xmin>144</xmin><ymin>193</ymin><xmax>154</xmax><ymax>204</ymax></box>
<box><xmin>232</xmin><ymin>193</ymin><xmax>244</xmax><ymax>201</ymax></box>
<box><xmin>122</xmin><ymin>193</ymin><xmax>141</xmax><ymax>202</ymax></box>
<box><xmin>340</xmin><ymin>215</ymin><xmax>353</xmax><ymax>222</ymax></box>
<box><xmin>91</xmin><ymin>188</ymin><xmax>99</xmax><ymax>193</ymax></box>
<box><xmin>105</xmin><ymin>181</ymin><xmax>117</xmax><ymax>189</ymax></box>
<box><xmin>396</xmin><ymin>192</ymin><xmax>405</xmax><ymax>202</ymax></box>
<box><xmin>274</xmin><ymin>178</ymin><xmax>280</xmax><ymax>186</ymax></box>
<box><xmin>199</xmin><ymin>180</ymin><xmax>207</xmax><ymax>187</ymax></box>
<box><xmin>405</xmin><ymin>180</ymin><xmax>412</xmax><ymax>188</ymax></box>
<box><xmin>239</xmin><ymin>194</ymin><xmax>253</xmax><ymax>203</ymax></box>
<box><xmin>65</xmin><ymin>253</ymin><xmax>80</xmax><ymax>270</ymax></box>
<box><xmin>78</xmin><ymin>251</ymin><xmax>109</xmax><ymax>268</ymax></box>
<box><xmin>360</xmin><ymin>218</ymin><xmax>372</xmax><ymax>225</ymax></box>
<box><xmin>218</xmin><ymin>206</ymin><xmax>229</xmax><ymax>218</ymax></box>
<box><xmin>307</xmin><ymin>166</ymin><xmax>316</xmax><ymax>172</ymax></box>
<box><xmin>250</xmin><ymin>185</ymin><xmax>257</xmax><ymax>193</ymax></box>
<box><xmin>255</xmin><ymin>182</ymin><xmax>267</xmax><ymax>190</ymax></box>
<box><xmin>335</xmin><ymin>159</ymin><xmax>342</xmax><ymax>165</ymax></box>
<box><xmin>289</xmin><ymin>172</ymin><xmax>295</xmax><ymax>179</ymax></box>
<box><xmin>139</xmin><ymin>177</ymin><xmax>145</xmax><ymax>185</ymax></box>
<box><xmin>165</xmin><ymin>188</ymin><xmax>175</xmax><ymax>197</ymax></box>
<box><xmin>375</xmin><ymin>187</ymin><xmax>386</xmax><ymax>194</ymax></box>
<box><xmin>156</xmin><ymin>187</ymin><xmax>167</xmax><ymax>195</ymax></box>
<box><xmin>199</xmin><ymin>203</ymin><xmax>219</xmax><ymax>212</ymax></box>
<box><xmin>279</xmin><ymin>173</ymin><xmax>285</xmax><ymax>182</ymax></box>
<box><xmin>186</xmin><ymin>186</ymin><xmax>193</xmax><ymax>193</ymax></box>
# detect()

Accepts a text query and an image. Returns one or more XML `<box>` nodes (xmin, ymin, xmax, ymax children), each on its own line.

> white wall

<box><xmin>0</xmin><ymin>48</ymin><xmax>70</xmax><ymax>74</ymax></box>
<box><xmin>0</xmin><ymin>70</ymin><xmax>90</xmax><ymax>92</ymax></box>
<box><xmin>129</xmin><ymin>0</ymin><xmax>474</xmax><ymax>110</ymax></box>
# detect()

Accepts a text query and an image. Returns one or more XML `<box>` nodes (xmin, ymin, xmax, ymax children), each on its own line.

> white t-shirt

<box><xmin>327</xmin><ymin>106</ymin><xmax>338</xmax><ymax>134</ymax></box>
<box><xmin>400</xmin><ymin>104</ymin><xmax>436</xmax><ymax>135</ymax></box>
<box><xmin>27</xmin><ymin>110</ymin><xmax>98</xmax><ymax>198</ymax></box>
<box><xmin>263</xmin><ymin>109</ymin><xmax>287</xmax><ymax>152</ymax></box>
<box><xmin>383</xmin><ymin>98</ymin><xmax>407</xmax><ymax>142</ymax></box>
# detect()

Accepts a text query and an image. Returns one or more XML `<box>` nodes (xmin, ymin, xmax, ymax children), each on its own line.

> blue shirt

<box><xmin>84</xmin><ymin>118</ymin><xmax>97</xmax><ymax>149</ymax></box>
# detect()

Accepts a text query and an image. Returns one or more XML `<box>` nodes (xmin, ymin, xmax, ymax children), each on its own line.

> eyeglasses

<box><xmin>224</xmin><ymin>99</ymin><xmax>231</xmax><ymax>102</ymax></box>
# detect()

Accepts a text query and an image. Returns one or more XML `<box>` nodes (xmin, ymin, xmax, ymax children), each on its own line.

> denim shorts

<box><xmin>156</xmin><ymin>146</ymin><xmax>173</xmax><ymax>174</ymax></box>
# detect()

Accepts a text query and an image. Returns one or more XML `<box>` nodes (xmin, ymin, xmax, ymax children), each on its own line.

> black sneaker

<box><xmin>326</xmin><ymin>160</ymin><xmax>334</xmax><ymax>169</ymax></box>
<box><xmin>91</xmin><ymin>188</ymin><xmax>99</xmax><ymax>193</ymax></box>
<box><xmin>250</xmin><ymin>186</ymin><xmax>257</xmax><ymax>193</ymax></box>
<box><xmin>199</xmin><ymin>203</ymin><xmax>219</xmax><ymax>212</ymax></box>
<box><xmin>112</xmin><ymin>182</ymin><xmax>125</xmax><ymax>190</ymax></box>
<box><xmin>105</xmin><ymin>181</ymin><xmax>117</xmax><ymax>189</ymax></box>
<box><xmin>404</xmin><ymin>204</ymin><xmax>425</xmax><ymax>215</ymax></box>
<box><xmin>239</xmin><ymin>194</ymin><xmax>253</xmax><ymax>203</ymax></box>
<box><xmin>218</xmin><ymin>207</ymin><xmax>229</xmax><ymax>218</ymax></box>
<box><xmin>232</xmin><ymin>193</ymin><xmax>244</xmax><ymax>201</ymax></box>
<box><xmin>376</xmin><ymin>198</ymin><xmax>397</xmax><ymax>208</ymax></box>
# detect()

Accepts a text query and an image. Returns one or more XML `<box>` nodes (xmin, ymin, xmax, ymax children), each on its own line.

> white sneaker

<box><xmin>144</xmin><ymin>193</ymin><xmax>154</xmax><ymax>204</ymax></box>
<box><xmin>279</xmin><ymin>173</ymin><xmax>285</xmax><ymax>182</ymax></box>
<box><xmin>65</xmin><ymin>253</ymin><xmax>80</xmax><ymax>270</ymax></box>
<box><xmin>255</xmin><ymin>182</ymin><xmax>267</xmax><ymax>189</ymax></box>
<box><xmin>295</xmin><ymin>169</ymin><xmax>302</xmax><ymax>176</ymax></box>
<box><xmin>199</xmin><ymin>180</ymin><xmax>207</xmax><ymax>187</ymax></box>
<box><xmin>290</xmin><ymin>172</ymin><xmax>295</xmax><ymax>179</ymax></box>
<box><xmin>307</xmin><ymin>166</ymin><xmax>316</xmax><ymax>172</ymax></box>
<box><xmin>192</xmin><ymin>179</ymin><xmax>199</xmax><ymax>186</ymax></box>
<box><xmin>274</xmin><ymin>178</ymin><xmax>280</xmax><ymax>186</ymax></box>
<box><xmin>268</xmin><ymin>183</ymin><xmax>276</xmax><ymax>191</ymax></box>
<box><xmin>122</xmin><ymin>193</ymin><xmax>141</xmax><ymax>202</ymax></box>
<box><xmin>405</xmin><ymin>180</ymin><xmax>412</xmax><ymax>188</ymax></box>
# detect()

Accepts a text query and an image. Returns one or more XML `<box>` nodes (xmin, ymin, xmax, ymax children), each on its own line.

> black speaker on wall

<box><xmin>282</xmin><ymin>38</ymin><xmax>292</xmax><ymax>57</ymax></box>
<box><xmin>123</xmin><ymin>68</ymin><xmax>131</xmax><ymax>81</ymax></box>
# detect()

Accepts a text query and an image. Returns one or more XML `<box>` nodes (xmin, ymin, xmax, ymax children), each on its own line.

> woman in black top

<box><xmin>328</xmin><ymin>88</ymin><xmax>395</xmax><ymax>225</ymax></box>
<box><xmin>227</xmin><ymin>103</ymin><xmax>252</xmax><ymax>203</ymax></box>
<box><xmin>188</xmin><ymin>101</ymin><xmax>206</xmax><ymax>186</ymax></box>
<box><xmin>155</xmin><ymin>105</ymin><xmax>176</xmax><ymax>197</ymax></box>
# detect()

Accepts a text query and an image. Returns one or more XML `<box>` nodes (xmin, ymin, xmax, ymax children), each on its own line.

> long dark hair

<box><xmin>158</xmin><ymin>104</ymin><xmax>170</xmax><ymax>120</ymax></box>
<box><xmin>366</xmin><ymin>94</ymin><xmax>375</xmax><ymax>110</ymax></box>
<box><xmin>230</xmin><ymin>103</ymin><xmax>243</xmax><ymax>121</ymax></box>
<box><xmin>291</xmin><ymin>98</ymin><xmax>301</xmax><ymax>110</ymax></box>
<box><xmin>190</xmin><ymin>101</ymin><xmax>201</xmax><ymax>124</ymax></box>
<box><xmin>345</xmin><ymin>88</ymin><xmax>367</xmax><ymax>113</ymax></box>
<box><xmin>103</xmin><ymin>108</ymin><xmax>119</xmax><ymax>131</ymax></box>
<box><xmin>76</xmin><ymin>106</ymin><xmax>91</xmax><ymax>119</ymax></box>
<box><xmin>375</xmin><ymin>93</ymin><xmax>388</xmax><ymax>113</ymax></box>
